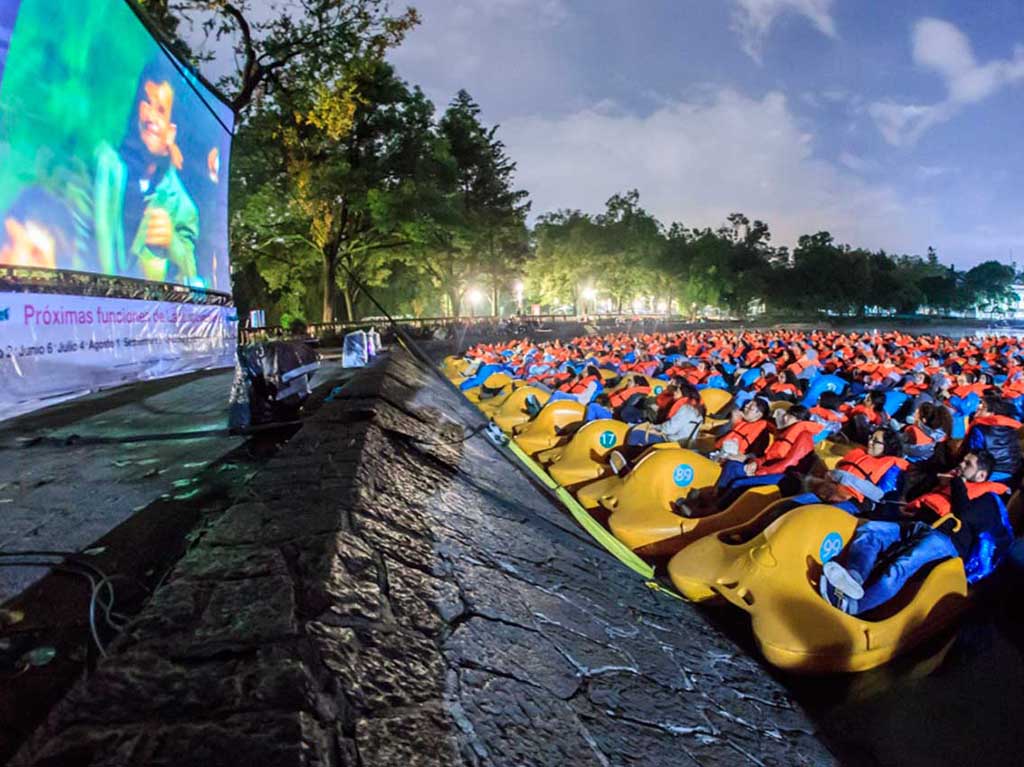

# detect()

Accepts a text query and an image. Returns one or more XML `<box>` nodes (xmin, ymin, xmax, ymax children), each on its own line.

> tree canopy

<box><xmin>148</xmin><ymin>2</ymin><xmax>1021</xmax><ymax>325</ymax></box>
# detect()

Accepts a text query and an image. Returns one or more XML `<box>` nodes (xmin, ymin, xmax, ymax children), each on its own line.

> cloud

<box><xmin>870</xmin><ymin>18</ymin><xmax>1024</xmax><ymax>146</ymax></box>
<box><xmin>838</xmin><ymin>151</ymin><xmax>875</xmax><ymax>173</ymax></box>
<box><xmin>501</xmin><ymin>89</ymin><xmax>930</xmax><ymax>255</ymax></box>
<box><xmin>389</xmin><ymin>0</ymin><xmax>573</xmax><ymax>118</ymax></box>
<box><xmin>730</xmin><ymin>0</ymin><xmax>837</xmax><ymax>63</ymax></box>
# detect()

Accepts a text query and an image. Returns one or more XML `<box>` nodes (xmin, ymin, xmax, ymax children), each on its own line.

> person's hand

<box><xmin>144</xmin><ymin>206</ymin><xmax>173</xmax><ymax>248</ymax></box>
<box><xmin>743</xmin><ymin>460</ymin><xmax>758</xmax><ymax>476</ymax></box>
<box><xmin>0</xmin><ymin>217</ymin><xmax>56</xmax><ymax>268</ymax></box>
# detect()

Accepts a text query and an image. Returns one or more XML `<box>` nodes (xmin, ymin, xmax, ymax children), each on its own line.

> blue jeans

<box><xmin>714</xmin><ymin>461</ymin><xmax>783</xmax><ymax>509</ymax></box>
<box><xmin>843</xmin><ymin>521</ymin><xmax>958</xmax><ymax>614</ymax></box>
<box><xmin>716</xmin><ymin>460</ymin><xmax>783</xmax><ymax>491</ymax></box>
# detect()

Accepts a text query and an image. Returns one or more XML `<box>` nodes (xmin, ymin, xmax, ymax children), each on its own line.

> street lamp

<box><xmin>581</xmin><ymin>286</ymin><xmax>597</xmax><ymax>316</ymax></box>
<box><xmin>466</xmin><ymin>287</ymin><xmax>484</xmax><ymax>317</ymax></box>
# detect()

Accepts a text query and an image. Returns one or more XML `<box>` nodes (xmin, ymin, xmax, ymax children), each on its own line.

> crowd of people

<box><xmin>460</xmin><ymin>329</ymin><xmax>1023</xmax><ymax>616</ymax></box>
<box><xmin>0</xmin><ymin>267</ymin><xmax>232</xmax><ymax>306</ymax></box>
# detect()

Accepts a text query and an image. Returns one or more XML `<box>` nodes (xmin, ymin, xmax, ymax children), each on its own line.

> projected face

<box><xmin>138</xmin><ymin>80</ymin><xmax>178</xmax><ymax>163</ymax></box>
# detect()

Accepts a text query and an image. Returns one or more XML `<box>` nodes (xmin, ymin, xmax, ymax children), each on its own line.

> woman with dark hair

<box><xmin>94</xmin><ymin>58</ymin><xmax>199</xmax><ymax>285</ymax></box>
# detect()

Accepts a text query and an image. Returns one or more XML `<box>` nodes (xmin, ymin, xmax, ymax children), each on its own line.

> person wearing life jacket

<box><xmin>766</xmin><ymin>370</ymin><xmax>802</xmax><ymax>401</ymax></box>
<box><xmin>960</xmin><ymin>395</ymin><xmax>1023</xmax><ymax>482</ymax></box>
<box><xmin>782</xmin><ymin>423</ymin><xmax>905</xmax><ymax>514</ymax></box>
<box><xmin>608</xmin><ymin>374</ymin><xmax>650</xmax><ymax>408</ymax></box>
<box><xmin>819</xmin><ymin>449</ymin><xmax>1014</xmax><ymax>615</ymax></box>
<box><xmin>905</xmin><ymin>451</ymin><xmax>1009</xmax><ymax>520</ymax></box>
<box><xmin>900</xmin><ymin>401</ymin><xmax>952</xmax><ymax>463</ymax></box>
<box><xmin>655</xmin><ymin>377</ymin><xmax>701</xmax><ymax>420</ymax></box>
<box><xmin>842</xmin><ymin>391</ymin><xmax>889</xmax><ymax>444</ymax></box>
<box><xmin>653</xmin><ymin>381</ymin><xmax>708</xmax><ymax>446</ymax></box>
<box><xmin>548</xmin><ymin>364</ymin><xmax>602</xmax><ymax>404</ymax></box>
<box><xmin>902</xmin><ymin>370</ymin><xmax>931</xmax><ymax>397</ymax></box>
<box><xmin>679</xmin><ymin>406</ymin><xmax>826</xmax><ymax>517</ymax></box>
<box><xmin>826</xmin><ymin>428</ymin><xmax>908</xmax><ymax>510</ymax></box>
<box><xmin>607</xmin><ymin>375</ymin><xmax>653</xmax><ymax>424</ymax></box>
<box><xmin>808</xmin><ymin>391</ymin><xmax>848</xmax><ymax>438</ymax></box>
<box><xmin>713</xmin><ymin>397</ymin><xmax>772</xmax><ymax>460</ymax></box>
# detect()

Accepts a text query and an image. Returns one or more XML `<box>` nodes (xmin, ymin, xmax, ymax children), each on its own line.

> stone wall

<box><xmin>14</xmin><ymin>349</ymin><xmax>835</xmax><ymax>766</ymax></box>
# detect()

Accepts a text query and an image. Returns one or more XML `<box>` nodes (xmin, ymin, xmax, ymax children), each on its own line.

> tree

<box><xmin>530</xmin><ymin>211</ymin><xmax>603</xmax><ymax>314</ymax></box>
<box><xmin>965</xmin><ymin>261</ymin><xmax>1016</xmax><ymax>313</ymax></box>
<box><xmin>150</xmin><ymin>0</ymin><xmax>419</xmax><ymax>113</ymax></box>
<box><xmin>421</xmin><ymin>91</ymin><xmax>530</xmax><ymax>317</ymax></box>
<box><xmin>594</xmin><ymin>191</ymin><xmax>663</xmax><ymax>313</ymax></box>
<box><xmin>233</xmin><ymin>59</ymin><xmax>442</xmax><ymax>322</ymax></box>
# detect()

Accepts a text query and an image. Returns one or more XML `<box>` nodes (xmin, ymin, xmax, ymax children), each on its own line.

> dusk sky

<box><xmin>386</xmin><ymin>0</ymin><xmax>1024</xmax><ymax>268</ymax></box>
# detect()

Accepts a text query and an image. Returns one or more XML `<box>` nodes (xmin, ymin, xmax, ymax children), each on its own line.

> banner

<box><xmin>0</xmin><ymin>292</ymin><xmax>237</xmax><ymax>419</ymax></box>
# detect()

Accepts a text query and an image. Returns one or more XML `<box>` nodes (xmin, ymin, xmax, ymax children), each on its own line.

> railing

<box><xmin>236</xmin><ymin>314</ymin><xmax>728</xmax><ymax>345</ymax></box>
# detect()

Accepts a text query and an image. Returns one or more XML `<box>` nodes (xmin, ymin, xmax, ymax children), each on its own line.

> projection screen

<box><xmin>0</xmin><ymin>0</ymin><xmax>235</xmax><ymax>293</ymax></box>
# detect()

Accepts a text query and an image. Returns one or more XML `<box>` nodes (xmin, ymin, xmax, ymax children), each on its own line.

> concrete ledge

<box><xmin>14</xmin><ymin>349</ymin><xmax>836</xmax><ymax>766</ymax></box>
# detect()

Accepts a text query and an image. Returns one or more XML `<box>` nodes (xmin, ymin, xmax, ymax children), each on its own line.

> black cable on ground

<box><xmin>0</xmin><ymin>560</ymin><xmax>122</xmax><ymax>657</ymax></box>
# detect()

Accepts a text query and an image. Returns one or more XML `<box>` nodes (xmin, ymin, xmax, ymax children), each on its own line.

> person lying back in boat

<box><xmin>678</xmin><ymin>406</ymin><xmax>824</xmax><ymax>517</ymax></box>
<box><xmin>818</xmin><ymin>428</ymin><xmax>907</xmax><ymax>510</ymax></box>
<box><xmin>959</xmin><ymin>395</ymin><xmax>1023</xmax><ymax>483</ymax></box>
<box><xmin>609</xmin><ymin>374</ymin><xmax>654</xmax><ymax>423</ymax></box>
<box><xmin>807</xmin><ymin>391</ymin><xmax>847</xmax><ymax>438</ymax></box>
<box><xmin>765</xmin><ymin>370</ymin><xmax>802</xmax><ymax>401</ymax></box>
<box><xmin>709</xmin><ymin>396</ymin><xmax>772</xmax><ymax>461</ymax></box>
<box><xmin>842</xmin><ymin>390</ymin><xmax>889</xmax><ymax>444</ymax></box>
<box><xmin>901</xmin><ymin>400</ymin><xmax>952</xmax><ymax>463</ymax></box>
<box><xmin>542</xmin><ymin>365</ymin><xmax>604</xmax><ymax>407</ymax></box>
<box><xmin>819</xmin><ymin>449</ymin><xmax>1014</xmax><ymax>614</ymax></box>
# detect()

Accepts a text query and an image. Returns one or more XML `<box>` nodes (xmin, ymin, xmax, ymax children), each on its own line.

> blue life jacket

<box><xmin>800</xmin><ymin>374</ymin><xmax>848</xmax><ymax>408</ymax></box>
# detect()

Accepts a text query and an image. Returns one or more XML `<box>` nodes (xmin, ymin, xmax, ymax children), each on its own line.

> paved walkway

<box><xmin>0</xmin><ymin>360</ymin><xmax>343</xmax><ymax>601</ymax></box>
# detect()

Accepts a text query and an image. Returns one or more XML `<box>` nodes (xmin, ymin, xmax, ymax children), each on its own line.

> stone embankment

<box><xmin>14</xmin><ymin>349</ymin><xmax>834</xmax><ymax>766</ymax></box>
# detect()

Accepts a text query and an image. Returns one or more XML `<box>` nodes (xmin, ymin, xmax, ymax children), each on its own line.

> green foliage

<box><xmin>413</xmin><ymin>91</ymin><xmax>530</xmax><ymax>317</ymax></box>
<box><xmin>151</xmin><ymin>2</ymin><xmax>1019</xmax><ymax>324</ymax></box>
<box><xmin>525</xmin><ymin>199</ymin><xmax>1019</xmax><ymax>320</ymax></box>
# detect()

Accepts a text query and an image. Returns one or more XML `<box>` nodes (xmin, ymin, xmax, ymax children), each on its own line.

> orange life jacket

<box><xmin>763</xmin><ymin>420</ymin><xmax>825</xmax><ymax>462</ymax></box>
<box><xmin>951</xmin><ymin>383</ymin><xmax>988</xmax><ymax>398</ymax></box>
<box><xmin>908</xmin><ymin>480</ymin><xmax>1009</xmax><ymax>517</ymax></box>
<box><xmin>903</xmin><ymin>423</ymin><xmax>942</xmax><ymax>446</ymax></box>
<box><xmin>845</xmin><ymin>403</ymin><xmax>884</xmax><ymax>425</ymax></box>
<box><xmin>809</xmin><ymin>406</ymin><xmax>846</xmax><ymax>423</ymax></box>
<box><xmin>609</xmin><ymin>385</ymin><xmax>650</xmax><ymax>408</ymax></box>
<box><xmin>971</xmin><ymin>414</ymin><xmax>1022</xmax><ymax>430</ymax></box>
<box><xmin>561</xmin><ymin>375</ymin><xmax>599</xmax><ymax>395</ymax></box>
<box><xmin>666</xmin><ymin>396</ymin><xmax>701</xmax><ymax>419</ymax></box>
<box><xmin>834</xmin><ymin>449</ymin><xmax>908</xmax><ymax>501</ymax></box>
<box><xmin>715</xmin><ymin>419</ymin><xmax>770</xmax><ymax>456</ymax></box>
<box><xmin>768</xmin><ymin>382</ymin><xmax>801</xmax><ymax>397</ymax></box>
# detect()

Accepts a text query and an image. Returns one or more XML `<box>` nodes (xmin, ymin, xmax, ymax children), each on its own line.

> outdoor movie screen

<box><xmin>0</xmin><ymin>0</ymin><xmax>235</xmax><ymax>293</ymax></box>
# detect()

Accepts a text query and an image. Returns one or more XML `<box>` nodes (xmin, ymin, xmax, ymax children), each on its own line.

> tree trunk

<box><xmin>341</xmin><ymin>287</ymin><xmax>355</xmax><ymax>323</ymax></box>
<box><xmin>322</xmin><ymin>250</ymin><xmax>338</xmax><ymax>323</ymax></box>
<box><xmin>491</xmin><ymin>284</ymin><xmax>499</xmax><ymax>317</ymax></box>
<box><xmin>448</xmin><ymin>289</ymin><xmax>462</xmax><ymax>318</ymax></box>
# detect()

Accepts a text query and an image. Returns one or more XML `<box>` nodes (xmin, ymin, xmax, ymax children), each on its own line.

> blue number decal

<box><xmin>599</xmin><ymin>430</ymin><xmax>616</xmax><ymax>449</ymax></box>
<box><xmin>673</xmin><ymin>464</ymin><xmax>695</xmax><ymax>487</ymax></box>
<box><xmin>819</xmin><ymin>532</ymin><xmax>844</xmax><ymax>563</ymax></box>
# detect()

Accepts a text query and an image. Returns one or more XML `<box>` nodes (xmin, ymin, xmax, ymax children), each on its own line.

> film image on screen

<box><xmin>0</xmin><ymin>0</ymin><xmax>235</xmax><ymax>293</ymax></box>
